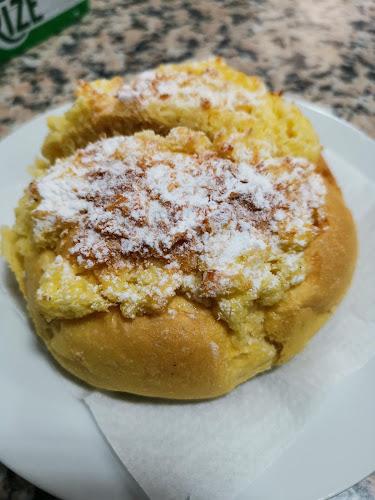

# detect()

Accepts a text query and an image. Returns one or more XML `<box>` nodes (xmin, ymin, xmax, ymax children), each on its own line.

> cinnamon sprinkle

<box><xmin>31</xmin><ymin>128</ymin><xmax>326</xmax><ymax>307</ymax></box>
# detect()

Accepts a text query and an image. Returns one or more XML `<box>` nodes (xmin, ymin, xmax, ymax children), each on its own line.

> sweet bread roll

<box><xmin>2</xmin><ymin>59</ymin><xmax>357</xmax><ymax>399</ymax></box>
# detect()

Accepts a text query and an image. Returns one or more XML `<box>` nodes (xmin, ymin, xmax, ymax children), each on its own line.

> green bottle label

<box><xmin>0</xmin><ymin>0</ymin><xmax>89</xmax><ymax>62</ymax></box>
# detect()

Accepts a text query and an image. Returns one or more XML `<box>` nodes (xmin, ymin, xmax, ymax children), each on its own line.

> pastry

<box><xmin>2</xmin><ymin>59</ymin><xmax>357</xmax><ymax>399</ymax></box>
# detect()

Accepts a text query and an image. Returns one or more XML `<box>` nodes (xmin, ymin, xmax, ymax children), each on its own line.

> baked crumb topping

<box><xmin>30</xmin><ymin>127</ymin><xmax>326</xmax><ymax>326</ymax></box>
<box><xmin>106</xmin><ymin>58</ymin><xmax>321</xmax><ymax>163</ymax></box>
<box><xmin>117</xmin><ymin>60</ymin><xmax>267</xmax><ymax>111</ymax></box>
<box><xmin>6</xmin><ymin>59</ymin><xmax>327</xmax><ymax>335</ymax></box>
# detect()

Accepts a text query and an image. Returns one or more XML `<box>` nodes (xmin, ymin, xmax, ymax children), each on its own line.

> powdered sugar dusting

<box><xmin>31</xmin><ymin>128</ymin><xmax>326</xmax><ymax>318</ymax></box>
<box><xmin>117</xmin><ymin>62</ymin><xmax>267</xmax><ymax>111</ymax></box>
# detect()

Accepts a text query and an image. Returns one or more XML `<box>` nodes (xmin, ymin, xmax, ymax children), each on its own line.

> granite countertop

<box><xmin>0</xmin><ymin>0</ymin><xmax>374</xmax><ymax>498</ymax></box>
<box><xmin>1</xmin><ymin>0</ymin><xmax>374</xmax><ymax>139</ymax></box>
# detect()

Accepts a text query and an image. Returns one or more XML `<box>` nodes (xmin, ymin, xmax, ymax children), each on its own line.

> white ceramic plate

<box><xmin>0</xmin><ymin>101</ymin><xmax>374</xmax><ymax>500</ymax></box>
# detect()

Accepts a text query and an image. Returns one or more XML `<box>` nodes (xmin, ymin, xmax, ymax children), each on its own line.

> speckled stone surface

<box><xmin>0</xmin><ymin>0</ymin><xmax>375</xmax><ymax>139</ymax></box>
<box><xmin>0</xmin><ymin>0</ymin><xmax>374</xmax><ymax>498</ymax></box>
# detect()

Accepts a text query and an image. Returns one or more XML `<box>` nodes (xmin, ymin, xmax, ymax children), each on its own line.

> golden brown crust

<box><xmin>21</xmin><ymin>155</ymin><xmax>357</xmax><ymax>399</ymax></box>
<box><xmin>264</xmin><ymin>156</ymin><xmax>357</xmax><ymax>364</ymax></box>
<box><xmin>24</xmin><ymin>255</ymin><xmax>275</xmax><ymax>399</ymax></box>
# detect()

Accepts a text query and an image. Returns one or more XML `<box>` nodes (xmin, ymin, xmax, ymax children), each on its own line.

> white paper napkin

<box><xmin>85</xmin><ymin>148</ymin><xmax>375</xmax><ymax>500</ymax></box>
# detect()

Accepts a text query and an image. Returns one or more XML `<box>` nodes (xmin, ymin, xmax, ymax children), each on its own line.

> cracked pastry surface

<box><xmin>2</xmin><ymin>59</ymin><xmax>357</xmax><ymax>399</ymax></box>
